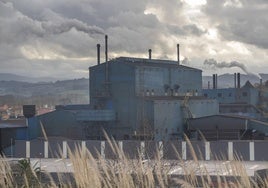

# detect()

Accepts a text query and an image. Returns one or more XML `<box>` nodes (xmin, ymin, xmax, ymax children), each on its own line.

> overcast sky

<box><xmin>0</xmin><ymin>0</ymin><xmax>267</xmax><ymax>79</ymax></box>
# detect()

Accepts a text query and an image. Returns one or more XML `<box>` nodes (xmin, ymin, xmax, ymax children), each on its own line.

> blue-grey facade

<box><xmin>203</xmin><ymin>81</ymin><xmax>262</xmax><ymax>118</ymax></box>
<box><xmin>25</xmin><ymin>57</ymin><xmax>219</xmax><ymax>141</ymax></box>
<box><xmin>88</xmin><ymin>57</ymin><xmax>217</xmax><ymax>140</ymax></box>
<box><xmin>203</xmin><ymin>81</ymin><xmax>259</xmax><ymax>105</ymax></box>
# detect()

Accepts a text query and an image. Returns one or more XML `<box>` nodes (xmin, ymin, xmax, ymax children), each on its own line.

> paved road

<box><xmin>5</xmin><ymin>158</ymin><xmax>268</xmax><ymax>176</ymax></box>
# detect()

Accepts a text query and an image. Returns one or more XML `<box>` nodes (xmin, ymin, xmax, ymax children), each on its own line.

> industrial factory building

<box><xmin>26</xmin><ymin>56</ymin><xmax>218</xmax><ymax>141</ymax></box>
<box><xmin>203</xmin><ymin>73</ymin><xmax>267</xmax><ymax>119</ymax></box>
<box><xmin>4</xmin><ymin>36</ymin><xmax>268</xmax><ymax>145</ymax></box>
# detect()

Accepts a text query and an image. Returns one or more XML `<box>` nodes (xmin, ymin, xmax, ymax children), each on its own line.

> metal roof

<box><xmin>0</xmin><ymin>119</ymin><xmax>27</xmax><ymax>129</ymax></box>
<box><xmin>90</xmin><ymin>56</ymin><xmax>201</xmax><ymax>71</ymax></box>
<box><xmin>188</xmin><ymin>114</ymin><xmax>249</xmax><ymax>131</ymax></box>
<box><xmin>189</xmin><ymin>114</ymin><xmax>252</xmax><ymax>121</ymax></box>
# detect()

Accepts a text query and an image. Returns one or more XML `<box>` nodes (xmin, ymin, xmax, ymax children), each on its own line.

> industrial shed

<box><xmin>188</xmin><ymin>115</ymin><xmax>268</xmax><ymax>140</ymax></box>
<box><xmin>0</xmin><ymin>119</ymin><xmax>27</xmax><ymax>154</ymax></box>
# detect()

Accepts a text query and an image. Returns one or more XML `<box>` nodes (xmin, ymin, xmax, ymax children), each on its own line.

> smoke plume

<box><xmin>181</xmin><ymin>57</ymin><xmax>190</xmax><ymax>65</ymax></box>
<box><xmin>204</xmin><ymin>58</ymin><xmax>260</xmax><ymax>77</ymax></box>
<box><xmin>41</xmin><ymin>19</ymin><xmax>104</xmax><ymax>35</ymax></box>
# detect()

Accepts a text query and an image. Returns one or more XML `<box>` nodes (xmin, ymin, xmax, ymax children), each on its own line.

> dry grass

<box><xmin>0</xmin><ymin>137</ymin><xmax>268</xmax><ymax>188</ymax></box>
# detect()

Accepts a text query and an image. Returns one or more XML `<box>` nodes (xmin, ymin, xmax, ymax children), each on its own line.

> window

<box><xmin>242</xmin><ymin>92</ymin><xmax>248</xmax><ymax>97</ymax></box>
<box><xmin>204</xmin><ymin>93</ymin><xmax>208</xmax><ymax>97</ymax></box>
<box><xmin>229</xmin><ymin>93</ymin><xmax>232</xmax><ymax>97</ymax></box>
<box><xmin>217</xmin><ymin>93</ymin><xmax>222</xmax><ymax>97</ymax></box>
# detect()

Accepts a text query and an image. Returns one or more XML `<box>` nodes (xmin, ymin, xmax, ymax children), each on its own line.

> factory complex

<box><xmin>1</xmin><ymin>36</ymin><xmax>268</xmax><ymax>155</ymax></box>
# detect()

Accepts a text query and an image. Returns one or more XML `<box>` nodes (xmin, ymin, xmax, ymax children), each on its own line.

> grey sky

<box><xmin>0</xmin><ymin>0</ymin><xmax>267</xmax><ymax>78</ymax></box>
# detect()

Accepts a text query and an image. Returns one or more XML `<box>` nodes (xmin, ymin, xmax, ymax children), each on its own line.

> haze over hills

<box><xmin>0</xmin><ymin>76</ymin><xmax>89</xmax><ymax>106</ymax></box>
<box><xmin>0</xmin><ymin>73</ymin><xmax>66</xmax><ymax>83</ymax></box>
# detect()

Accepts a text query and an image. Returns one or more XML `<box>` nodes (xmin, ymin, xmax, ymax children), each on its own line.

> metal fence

<box><xmin>13</xmin><ymin>140</ymin><xmax>268</xmax><ymax>161</ymax></box>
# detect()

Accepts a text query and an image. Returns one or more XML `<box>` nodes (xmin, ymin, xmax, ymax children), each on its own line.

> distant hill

<box><xmin>203</xmin><ymin>73</ymin><xmax>267</xmax><ymax>89</ymax></box>
<box><xmin>0</xmin><ymin>78</ymin><xmax>88</xmax><ymax>95</ymax></box>
<box><xmin>0</xmin><ymin>73</ymin><xmax>62</xmax><ymax>83</ymax></box>
<box><xmin>0</xmin><ymin>78</ymin><xmax>89</xmax><ymax>105</ymax></box>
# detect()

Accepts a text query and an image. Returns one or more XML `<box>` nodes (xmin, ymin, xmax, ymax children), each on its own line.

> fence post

<box><xmin>118</xmin><ymin>141</ymin><xmax>123</xmax><ymax>152</ymax></box>
<box><xmin>250</xmin><ymin>142</ymin><xmax>255</xmax><ymax>161</ymax></box>
<box><xmin>141</xmin><ymin>141</ymin><xmax>145</xmax><ymax>159</ymax></box>
<box><xmin>158</xmin><ymin>141</ymin><xmax>163</xmax><ymax>159</ymax></box>
<box><xmin>26</xmin><ymin>141</ymin><xmax>30</xmax><ymax>158</ymax></box>
<box><xmin>82</xmin><ymin>141</ymin><xmax>86</xmax><ymax>154</ymax></box>
<box><xmin>182</xmin><ymin>141</ymin><xmax>187</xmax><ymax>160</ymax></box>
<box><xmin>44</xmin><ymin>141</ymin><xmax>48</xmax><ymax>158</ymax></box>
<box><xmin>62</xmin><ymin>141</ymin><xmax>67</xmax><ymax>159</ymax></box>
<box><xmin>205</xmin><ymin>142</ymin><xmax>210</xmax><ymax>160</ymax></box>
<box><xmin>228</xmin><ymin>142</ymin><xmax>233</xmax><ymax>160</ymax></box>
<box><xmin>101</xmin><ymin>141</ymin><xmax>105</xmax><ymax>159</ymax></box>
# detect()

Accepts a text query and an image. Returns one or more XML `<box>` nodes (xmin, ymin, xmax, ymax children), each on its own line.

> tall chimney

<box><xmin>215</xmin><ymin>74</ymin><xmax>218</xmax><ymax>89</ymax></box>
<box><xmin>97</xmin><ymin>44</ymin><xmax>100</xmax><ymax>65</ymax></box>
<box><xmin>148</xmin><ymin>49</ymin><xmax>152</xmax><ymax>59</ymax></box>
<box><xmin>105</xmin><ymin>35</ymin><xmax>109</xmax><ymax>84</ymax></box>
<box><xmin>237</xmin><ymin>73</ymin><xmax>241</xmax><ymax>88</ymax></box>
<box><xmin>234</xmin><ymin>73</ymin><xmax>237</xmax><ymax>88</ymax></box>
<box><xmin>177</xmin><ymin>44</ymin><xmax>180</xmax><ymax>65</ymax></box>
<box><xmin>213</xmin><ymin>74</ymin><xmax>216</xmax><ymax>89</ymax></box>
<box><xmin>105</xmin><ymin>35</ymin><xmax>108</xmax><ymax>62</ymax></box>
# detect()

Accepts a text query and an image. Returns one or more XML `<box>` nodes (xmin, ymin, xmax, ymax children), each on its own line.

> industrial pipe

<box><xmin>148</xmin><ymin>49</ymin><xmax>152</xmax><ymax>59</ymax></box>
<box><xmin>215</xmin><ymin>74</ymin><xmax>218</xmax><ymax>89</ymax></box>
<box><xmin>105</xmin><ymin>35</ymin><xmax>108</xmax><ymax>62</ymax></box>
<box><xmin>105</xmin><ymin>35</ymin><xmax>108</xmax><ymax>83</ymax></box>
<box><xmin>234</xmin><ymin>73</ymin><xmax>237</xmax><ymax>88</ymax></box>
<box><xmin>97</xmin><ymin>44</ymin><xmax>100</xmax><ymax>65</ymax></box>
<box><xmin>213</xmin><ymin>74</ymin><xmax>216</xmax><ymax>89</ymax></box>
<box><xmin>177</xmin><ymin>44</ymin><xmax>180</xmax><ymax>65</ymax></box>
<box><xmin>237</xmin><ymin>73</ymin><xmax>241</xmax><ymax>88</ymax></box>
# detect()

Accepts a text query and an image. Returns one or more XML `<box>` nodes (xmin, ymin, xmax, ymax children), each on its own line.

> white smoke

<box><xmin>181</xmin><ymin>57</ymin><xmax>190</xmax><ymax>65</ymax></box>
<box><xmin>41</xmin><ymin>19</ymin><xmax>104</xmax><ymax>35</ymax></box>
<box><xmin>40</xmin><ymin>9</ymin><xmax>104</xmax><ymax>36</ymax></box>
<box><xmin>204</xmin><ymin>58</ymin><xmax>260</xmax><ymax>78</ymax></box>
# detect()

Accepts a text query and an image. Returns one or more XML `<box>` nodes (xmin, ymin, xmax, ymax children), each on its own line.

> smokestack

<box><xmin>237</xmin><ymin>73</ymin><xmax>241</xmax><ymax>88</ymax></box>
<box><xmin>215</xmin><ymin>74</ymin><xmax>218</xmax><ymax>89</ymax></box>
<box><xmin>213</xmin><ymin>74</ymin><xmax>216</xmax><ymax>89</ymax></box>
<box><xmin>148</xmin><ymin>49</ymin><xmax>152</xmax><ymax>59</ymax></box>
<box><xmin>97</xmin><ymin>44</ymin><xmax>100</xmax><ymax>65</ymax></box>
<box><xmin>234</xmin><ymin>73</ymin><xmax>237</xmax><ymax>88</ymax></box>
<box><xmin>105</xmin><ymin>35</ymin><xmax>108</xmax><ymax>62</ymax></box>
<box><xmin>105</xmin><ymin>35</ymin><xmax>109</xmax><ymax>83</ymax></box>
<box><xmin>177</xmin><ymin>44</ymin><xmax>180</xmax><ymax>65</ymax></box>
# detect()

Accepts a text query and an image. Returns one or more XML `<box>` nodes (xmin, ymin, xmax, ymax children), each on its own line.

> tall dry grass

<box><xmin>0</xmin><ymin>136</ymin><xmax>268</xmax><ymax>187</ymax></box>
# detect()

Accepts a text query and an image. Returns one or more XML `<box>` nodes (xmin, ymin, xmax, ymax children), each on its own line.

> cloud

<box><xmin>203</xmin><ymin>0</ymin><xmax>268</xmax><ymax>49</ymax></box>
<box><xmin>0</xmin><ymin>0</ymin><xmax>267</xmax><ymax>79</ymax></box>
